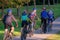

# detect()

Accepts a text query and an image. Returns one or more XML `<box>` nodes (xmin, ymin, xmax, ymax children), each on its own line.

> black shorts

<box><xmin>48</xmin><ymin>19</ymin><xmax>53</xmax><ymax>23</ymax></box>
<box><xmin>3</xmin><ymin>22</ymin><xmax>13</xmax><ymax>29</ymax></box>
<box><xmin>41</xmin><ymin>18</ymin><xmax>47</xmax><ymax>23</ymax></box>
<box><xmin>22</xmin><ymin>21</ymin><xmax>28</xmax><ymax>27</ymax></box>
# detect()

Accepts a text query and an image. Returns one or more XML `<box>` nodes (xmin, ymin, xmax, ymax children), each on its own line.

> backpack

<box><xmin>2</xmin><ymin>15</ymin><xmax>8</xmax><ymax>23</ymax></box>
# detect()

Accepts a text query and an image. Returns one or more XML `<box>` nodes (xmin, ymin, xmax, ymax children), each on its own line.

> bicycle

<box><xmin>21</xmin><ymin>24</ymin><xmax>29</xmax><ymax>40</ymax></box>
<box><xmin>3</xmin><ymin>29</ymin><xmax>13</xmax><ymax>40</ymax></box>
<box><xmin>28</xmin><ymin>21</ymin><xmax>35</xmax><ymax>37</ymax></box>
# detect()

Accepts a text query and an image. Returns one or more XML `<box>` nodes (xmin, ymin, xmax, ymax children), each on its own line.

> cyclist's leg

<box><xmin>29</xmin><ymin>21</ymin><xmax>34</xmax><ymax>36</ymax></box>
<box><xmin>3</xmin><ymin>24</ymin><xmax>8</xmax><ymax>40</ymax></box>
<box><xmin>47</xmin><ymin>19</ymin><xmax>50</xmax><ymax>32</ymax></box>
<box><xmin>9</xmin><ymin>27</ymin><xmax>14</xmax><ymax>36</ymax></box>
<box><xmin>3</xmin><ymin>29</ymin><xmax>8</xmax><ymax>40</ymax></box>
<box><xmin>8</xmin><ymin>24</ymin><xmax>14</xmax><ymax>40</ymax></box>
<box><xmin>41</xmin><ymin>18</ymin><xmax>46</xmax><ymax>33</ymax></box>
<box><xmin>50</xmin><ymin>19</ymin><xmax>53</xmax><ymax>31</ymax></box>
<box><xmin>43</xmin><ymin>19</ymin><xmax>47</xmax><ymax>33</ymax></box>
<box><xmin>45</xmin><ymin>19</ymin><xmax>48</xmax><ymax>33</ymax></box>
<box><xmin>21</xmin><ymin>21</ymin><xmax>28</xmax><ymax>40</ymax></box>
<box><xmin>41</xmin><ymin>18</ymin><xmax>44</xmax><ymax>33</ymax></box>
<box><xmin>48</xmin><ymin>19</ymin><xmax>53</xmax><ymax>32</ymax></box>
<box><xmin>49</xmin><ymin>21</ymin><xmax>52</xmax><ymax>31</ymax></box>
<box><xmin>28</xmin><ymin>23</ymin><xmax>32</xmax><ymax>37</ymax></box>
<box><xmin>9</xmin><ymin>23</ymin><xmax>14</xmax><ymax>35</ymax></box>
<box><xmin>33</xmin><ymin>19</ymin><xmax>36</xmax><ymax>29</ymax></box>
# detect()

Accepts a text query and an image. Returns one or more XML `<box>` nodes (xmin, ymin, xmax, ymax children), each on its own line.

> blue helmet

<box><xmin>7</xmin><ymin>9</ymin><xmax>12</xmax><ymax>13</ymax></box>
<box><xmin>33</xmin><ymin>8</ymin><xmax>36</xmax><ymax>10</ymax></box>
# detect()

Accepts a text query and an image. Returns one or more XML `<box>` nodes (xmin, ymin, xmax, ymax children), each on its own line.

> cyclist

<box><xmin>31</xmin><ymin>8</ymin><xmax>37</xmax><ymax>27</ymax></box>
<box><xmin>28</xmin><ymin>8</ymin><xmax>37</xmax><ymax>36</ymax></box>
<box><xmin>21</xmin><ymin>10</ymin><xmax>29</xmax><ymax>40</ymax></box>
<box><xmin>28</xmin><ymin>13</ymin><xmax>33</xmax><ymax>37</ymax></box>
<box><xmin>41</xmin><ymin>7</ymin><xmax>48</xmax><ymax>33</ymax></box>
<box><xmin>48</xmin><ymin>9</ymin><xmax>54</xmax><ymax>31</ymax></box>
<box><xmin>3</xmin><ymin>9</ymin><xmax>18</xmax><ymax>40</ymax></box>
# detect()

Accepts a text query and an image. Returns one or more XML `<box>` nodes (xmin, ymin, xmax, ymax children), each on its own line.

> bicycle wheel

<box><xmin>21</xmin><ymin>25</ymin><xmax>28</xmax><ymax>40</ymax></box>
<box><xmin>21</xmin><ymin>28</ymin><xmax>27</xmax><ymax>40</ymax></box>
<box><xmin>21</xmin><ymin>33</ymin><xmax>27</xmax><ymax>40</ymax></box>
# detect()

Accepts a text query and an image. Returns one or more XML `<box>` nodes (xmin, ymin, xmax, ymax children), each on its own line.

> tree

<box><xmin>0</xmin><ymin>0</ymin><xmax>9</xmax><ymax>16</ymax></box>
<box><xmin>48</xmin><ymin>0</ymin><xmax>50</xmax><ymax>6</ymax></box>
<box><xmin>13</xmin><ymin>0</ymin><xmax>30</xmax><ymax>17</ymax></box>
<box><xmin>23</xmin><ymin>0</ymin><xmax>30</xmax><ymax>13</ymax></box>
<box><xmin>33</xmin><ymin>0</ymin><xmax>36</xmax><ymax>8</ymax></box>
<box><xmin>13</xmin><ymin>0</ymin><xmax>22</xmax><ymax>17</ymax></box>
<box><xmin>43</xmin><ymin>0</ymin><xmax>45</xmax><ymax>7</ymax></box>
<box><xmin>53</xmin><ymin>0</ymin><xmax>55</xmax><ymax>5</ymax></box>
<box><xmin>57</xmin><ymin>0</ymin><xmax>58</xmax><ymax>4</ymax></box>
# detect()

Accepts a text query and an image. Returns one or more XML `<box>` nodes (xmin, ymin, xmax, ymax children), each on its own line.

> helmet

<box><xmin>33</xmin><ymin>8</ymin><xmax>36</xmax><ymax>10</ymax></box>
<box><xmin>7</xmin><ymin>9</ymin><xmax>12</xmax><ymax>13</ymax></box>
<box><xmin>7</xmin><ymin>9</ymin><xmax>12</xmax><ymax>15</ymax></box>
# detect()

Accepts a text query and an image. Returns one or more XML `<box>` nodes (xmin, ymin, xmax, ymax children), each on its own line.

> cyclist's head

<box><xmin>33</xmin><ymin>8</ymin><xmax>36</xmax><ymax>10</ymax></box>
<box><xmin>24</xmin><ymin>10</ymin><xmax>27</xmax><ymax>13</ymax></box>
<box><xmin>7</xmin><ymin>9</ymin><xmax>12</xmax><ymax>15</ymax></box>
<box><xmin>48</xmin><ymin>10</ymin><xmax>53</xmax><ymax>14</ymax></box>
<box><xmin>22</xmin><ymin>10</ymin><xmax>27</xmax><ymax>16</ymax></box>
<box><xmin>42</xmin><ymin>7</ymin><xmax>46</xmax><ymax>10</ymax></box>
<box><xmin>33</xmin><ymin>8</ymin><xmax>36</xmax><ymax>13</ymax></box>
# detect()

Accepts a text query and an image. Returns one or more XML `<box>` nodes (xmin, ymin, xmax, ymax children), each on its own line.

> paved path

<box><xmin>13</xmin><ymin>17</ymin><xmax>60</xmax><ymax>40</ymax></box>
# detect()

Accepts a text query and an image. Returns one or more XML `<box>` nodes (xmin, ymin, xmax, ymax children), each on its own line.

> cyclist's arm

<box><xmin>12</xmin><ymin>15</ymin><xmax>18</xmax><ymax>27</ymax></box>
<box><xmin>1</xmin><ymin>14</ymin><xmax>5</xmax><ymax>21</ymax></box>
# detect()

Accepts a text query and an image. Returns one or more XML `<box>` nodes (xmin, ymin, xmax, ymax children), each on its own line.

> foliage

<box><xmin>0</xmin><ymin>0</ymin><xmax>31</xmax><ymax>8</ymax></box>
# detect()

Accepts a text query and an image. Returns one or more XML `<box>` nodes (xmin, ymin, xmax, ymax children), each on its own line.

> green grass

<box><xmin>45</xmin><ymin>32</ymin><xmax>60</xmax><ymax>40</ymax></box>
<box><xmin>0</xmin><ymin>4</ymin><xmax>60</xmax><ymax>40</ymax></box>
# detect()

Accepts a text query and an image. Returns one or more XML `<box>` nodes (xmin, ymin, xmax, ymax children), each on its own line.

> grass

<box><xmin>45</xmin><ymin>32</ymin><xmax>60</xmax><ymax>40</ymax></box>
<box><xmin>0</xmin><ymin>4</ymin><xmax>60</xmax><ymax>40</ymax></box>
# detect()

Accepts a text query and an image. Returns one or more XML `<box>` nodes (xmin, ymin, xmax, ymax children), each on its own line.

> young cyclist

<box><xmin>47</xmin><ymin>9</ymin><xmax>54</xmax><ymax>31</ymax></box>
<box><xmin>28</xmin><ymin>8</ymin><xmax>37</xmax><ymax>37</ymax></box>
<box><xmin>41</xmin><ymin>7</ymin><xmax>48</xmax><ymax>33</ymax></box>
<box><xmin>3</xmin><ymin>9</ymin><xmax>18</xmax><ymax>40</ymax></box>
<box><xmin>31</xmin><ymin>8</ymin><xmax>37</xmax><ymax>27</ymax></box>
<box><xmin>21</xmin><ymin>10</ymin><xmax>29</xmax><ymax>40</ymax></box>
<box><xmin>28</xmin><ymin>13</ymin><xmax>33</xmax><ymax>37</ymax></box>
